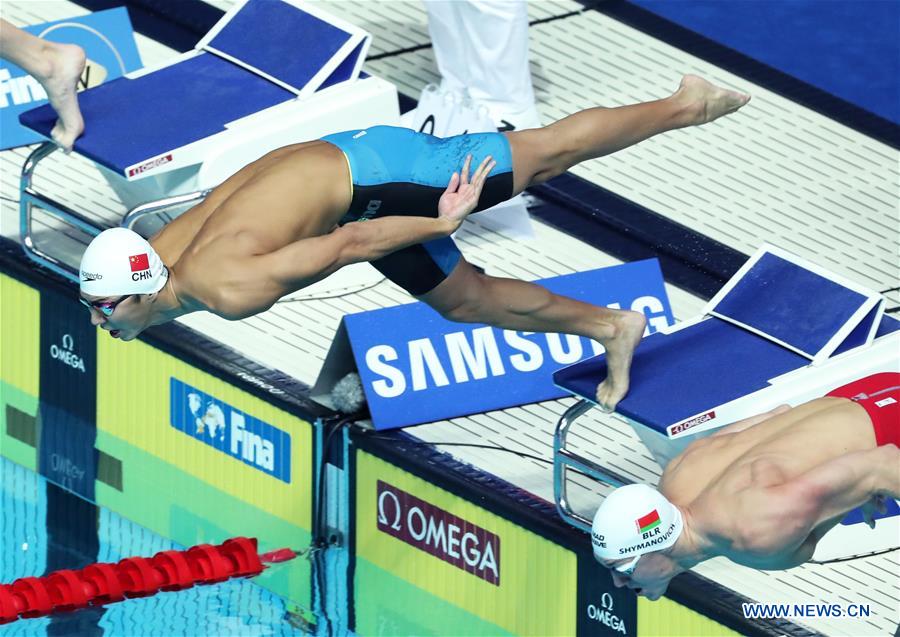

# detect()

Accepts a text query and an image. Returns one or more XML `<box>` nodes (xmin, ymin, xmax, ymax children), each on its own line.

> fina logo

<box><xmin>49</xmin><ymin>333</ymin><xmax>86</xmax><ymax>373</ymax></box>
<box><xmin>170</xmin><ymin>378</ymin><xmax>291</xmax><ymax>483</ymax></box>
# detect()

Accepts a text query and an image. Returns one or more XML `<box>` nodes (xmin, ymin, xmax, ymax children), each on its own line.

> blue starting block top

<box><xmin>18</xmin><ymin>0</ymin><xmax>370</xmax><ymax>177</ymax></box>
<box><xmin>207</xmin><ymin>0</ymin><xmax>361</xmax><ymax>93</ymax></box>
<box><xmin>553</xmin><ymin>318</ymin><xmax>808</xmax><ymax>433</ymax></box>
<box><xmin>554</xmin><ymin>247</ymin><xmax>890</xmax><ymax>435</ymax></box>
<box><xmin>20</xmin><ymin>53</ymin><xmax>294</xmax><ymax>176</ymax></box>
<box><xmin>711</xmin><ymin>251</ymin><xmax>871</xmax><ymax>359</ymax></box>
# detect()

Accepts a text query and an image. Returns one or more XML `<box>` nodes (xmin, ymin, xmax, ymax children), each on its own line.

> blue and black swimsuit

<box><xmin>321</xmin><ymin>125</ymin><xmax>514</xmax><ymax>296</ymax></box>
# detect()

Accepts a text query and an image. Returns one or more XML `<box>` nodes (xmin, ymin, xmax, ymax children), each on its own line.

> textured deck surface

<box><xmin>1</xmin><ymin>2</ymin><xmax>898</xmax><ymax>635</ymax></box>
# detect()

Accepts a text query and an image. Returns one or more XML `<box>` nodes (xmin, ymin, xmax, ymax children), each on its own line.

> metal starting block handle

<box><xmin>19</xmin><ymin>142</ymin><xmax>210</xmax><ymax>284</ymax></box>
<box><xmin>553</xmin><ymin>399</ymin><xmax>634</xmax><ymax>532</ymax></box>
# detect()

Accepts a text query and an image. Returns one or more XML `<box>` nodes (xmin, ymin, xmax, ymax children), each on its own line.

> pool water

<box><xmin>1</xmin><ymin>457</ymin><xmax>312</xmax><ymax>637</ymax></box>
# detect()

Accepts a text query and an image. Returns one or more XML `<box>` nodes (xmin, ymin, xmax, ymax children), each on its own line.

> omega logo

<box><xmin>49</xmin><ymin>333</ymin><xmax>86</xmax><ymax>373</ymax></box>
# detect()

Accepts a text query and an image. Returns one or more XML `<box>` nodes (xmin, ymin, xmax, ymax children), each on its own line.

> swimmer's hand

<box><xmin>438</xmin><ymin>154</ymin><xmax>497</xmax><ymax>229</ymax></box>
<box><xmin>861</xmin><ymin>494</ymin><xmax>888</xmax><ymax>529</ymax></box>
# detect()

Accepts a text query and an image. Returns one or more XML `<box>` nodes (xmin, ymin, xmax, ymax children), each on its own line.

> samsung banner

<box><xmin>340</xmin><ymin>259</ymin><xmax>673</xmax><ymax>429</ymax></box>
<box><xmin>0</xmin><ymin>8</ymin><xmax>142</xmax><ymax>150</ymax></box>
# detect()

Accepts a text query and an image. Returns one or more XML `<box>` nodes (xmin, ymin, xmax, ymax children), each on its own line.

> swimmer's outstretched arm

<box><xmin>208</xmin><ymin>214</ymin><xmax>467</xmax><ymax>318</ymax></box>
<box><xmin>709</xmin><ymin>405</ymin><xmax>791</xmax><ymax>437</ymax></box>
<box><xmin>789</xmin><ymin>445</ymin><xmax>900</xmax><ymax>529</ymax></box>
<box><xmin>267</xmin><ymin>215</ymin><xmax>458</xmax><ymax>284</ymax></box>
<box><xmin>736</xmin><ymin>445</ymin><xmax>900</xmax><ymax>552</ymax></box>
<box><xmin>201</xmin><ymin>215</ymin><xmax>453</xmax><ymax>315</ymax></box>
<box><xmin>200</xmin><ymin>156</ymin><xmax>495</xmax><ymax>318</ymax></box>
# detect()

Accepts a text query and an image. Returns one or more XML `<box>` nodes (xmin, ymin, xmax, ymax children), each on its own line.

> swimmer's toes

<box><xmin>595</xmin><ymin>381</ymin><xmax>627</xmax><ymax>413</ymax></box>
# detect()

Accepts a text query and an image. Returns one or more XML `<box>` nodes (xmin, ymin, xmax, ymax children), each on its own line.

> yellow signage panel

<box><xmin>356</xmin><ymin>450</ymin><xmax>577</xmax><ymax>636</ymax></box>
<box><xmin>96</xmin><ymin>335</ymin><xmax>313</xmax><ymax>530</ymax></box>
<box><xmin>0</xmin><ymin>273</ymin><xmax>40</xmax><ymax>396</ymax></box>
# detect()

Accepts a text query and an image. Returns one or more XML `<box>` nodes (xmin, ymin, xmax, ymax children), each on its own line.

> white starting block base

<box><xmin>102</xmin><ymin>74</ymin><xmax>399</xmax><ymax>211</ymax></box>
<box><xmin>628</xmin><ymin>328</ymin><xmax>900</xmax><ymax>469</ymax></box>
<box><xmin>813</xmin><ymin>513</ymin><xmax>900</xmax><ymax>562</ymax></box>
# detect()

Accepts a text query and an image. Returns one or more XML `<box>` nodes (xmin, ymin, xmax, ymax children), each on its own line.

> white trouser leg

<box><xmin>425</xmin><ymin>0</ymin><xmax>540</xmax><ymax>129</ymax></box>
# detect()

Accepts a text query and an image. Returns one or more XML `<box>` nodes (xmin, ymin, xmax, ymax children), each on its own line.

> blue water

<box><xmin>633</xmin><ymin>0</ymin><xmax>900</xmax><ymax>124</ymax></box>
<box><xmin>0</xmin><ymin>457</ymin><xmax>309</xmax><ymax>637</ymax></box>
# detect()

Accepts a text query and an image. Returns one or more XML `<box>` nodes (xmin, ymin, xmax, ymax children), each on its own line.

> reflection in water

<box><xmin>1</xmin><ymin>457</ymin><xmax>309</xmax><ymax>636</ymax></box>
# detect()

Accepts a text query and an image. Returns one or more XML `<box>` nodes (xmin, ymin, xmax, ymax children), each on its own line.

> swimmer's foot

<box><xmin>34</xmin><ymin>42</ymin><xmax>86</xmax><ymax>151</ymax></box>
<box><xmin>595</xmin><ymin>309</ymin><xmax>646</xmax><ymax>412</ymax></box>
<box><xmin>672</xmin><ymin>75</ymin><xmax>750</xmax><ymax>127</ymax></box>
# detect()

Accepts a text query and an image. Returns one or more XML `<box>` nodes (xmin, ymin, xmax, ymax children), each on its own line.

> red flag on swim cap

<box><xmin>79</xmin><ymin>228</ymin><xmax>168</xmax><ymax>296</ymax></box>
<box><xmin>636</xmin><ymin>509</ymin><xmax>661</xmax><ymax>534</ymax></box>
<box><xmin>129</xmin><ymin>253</ymin><xmax>150</xmax><ymax>272</ymax></box>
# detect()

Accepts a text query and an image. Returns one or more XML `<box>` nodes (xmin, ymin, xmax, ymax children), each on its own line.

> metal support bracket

<box><xmin>553</xmin><ymin>399</ymin><xmax>634</xmax><ymax>532</ymax></box>
<box><xmin>19</xmin><ymin>142</ymin><xmax>210</xmax><ymax>283</ymax></box>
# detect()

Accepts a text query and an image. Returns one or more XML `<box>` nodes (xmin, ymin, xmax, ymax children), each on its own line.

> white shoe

<box><xmin>489</xmin><ymin>103</ymin><xmax>542</xmax><ymax>132</ymax></box>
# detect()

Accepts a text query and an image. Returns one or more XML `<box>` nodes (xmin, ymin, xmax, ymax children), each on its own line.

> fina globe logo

<box><xmin>0</xmin><ymin>22</ymin><xmax>120</xmax><ymax>110</ymax></box>
<box><xmin>0</xmin><ymin>58</ymin><xmax>107</xmax><ymax>109</ymax></box>
<box><xmin>169</xmin><ymin>378</ymin><xmax>291</xmax><ymax>483</ymax></box>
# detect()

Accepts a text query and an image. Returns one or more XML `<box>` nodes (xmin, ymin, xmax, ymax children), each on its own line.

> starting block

<box><xmin>18</xmin><ymin>0</ymin><xmax>399</xmax><ymax>282</ymax></box>
<box><xmin>552</xmin><ymin>245</ymin><xmax>899</xmax><ymax>561</ymax></box>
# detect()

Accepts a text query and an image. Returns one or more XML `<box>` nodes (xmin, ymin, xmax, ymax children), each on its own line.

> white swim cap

<box><xmin>79</xmin><ymin>228</ymin><xmax>168</xmax><ymax>296</ymax></box>
<box><xmin>591</xmin><ymin>484</ymin><xmax>683</xmax><ymax>562</ymax></box>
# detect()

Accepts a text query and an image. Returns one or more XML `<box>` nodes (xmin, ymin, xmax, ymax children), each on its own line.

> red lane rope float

<box><xmin>0</xmin><ymin>537</ymin><xmax>297</xmax><ymax>624</ymax></box>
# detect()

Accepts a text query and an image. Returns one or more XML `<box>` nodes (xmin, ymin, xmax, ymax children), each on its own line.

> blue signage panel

<box><xmin>38</xmin><ymin>289</ymin><xmax>98</xmax><ymax>500</ymax></box>
<box><xmin>345</xmin><ymin>259</ymin><xmax>674</xmax><ymax>429</ymax></box>
<box><xmin>1</xmin><ymin>8</ymin><xmax>142</xmax><ymax>150</ymax></box>
<box><xmin>169</xmin><ymin>378</ymin><xmax>291</xmax><ymax>483</ymax></box>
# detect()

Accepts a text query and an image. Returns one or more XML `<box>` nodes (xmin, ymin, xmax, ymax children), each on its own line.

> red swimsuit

<box><xmin>826</xmin><ymin>372</ymin><xmax>900</xmax><ymax>447</ymax></box>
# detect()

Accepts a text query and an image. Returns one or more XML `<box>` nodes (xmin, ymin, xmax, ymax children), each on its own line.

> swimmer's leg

<box><xmin>505</xmin><ymin>75</ymin><xmax>750</xmax><ymax>194</ymax></box>
<box><xmin>0</xmin><ymin>19</ymin><xmax>85</xmax><ymax>150</ymax></box>
<box><xmin>420</xmin><ymin>258</ymin><xmax>645</xmax><ymax>411</ymax></box>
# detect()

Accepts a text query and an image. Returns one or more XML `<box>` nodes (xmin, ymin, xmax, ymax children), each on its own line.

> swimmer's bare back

<box><xmin>148</xmin><ymin>142</ymin><xmax>353</xmax><ymax>314</ymax></box>
<box><xmin>659</xmin><ymin>397</ymin><xmax>879</xmax><ymax>569</ymax></box>
<box><xmin>152</xmin><ymin>142</ymin><xmax>351</xmax><ymax>265</ymax></box>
